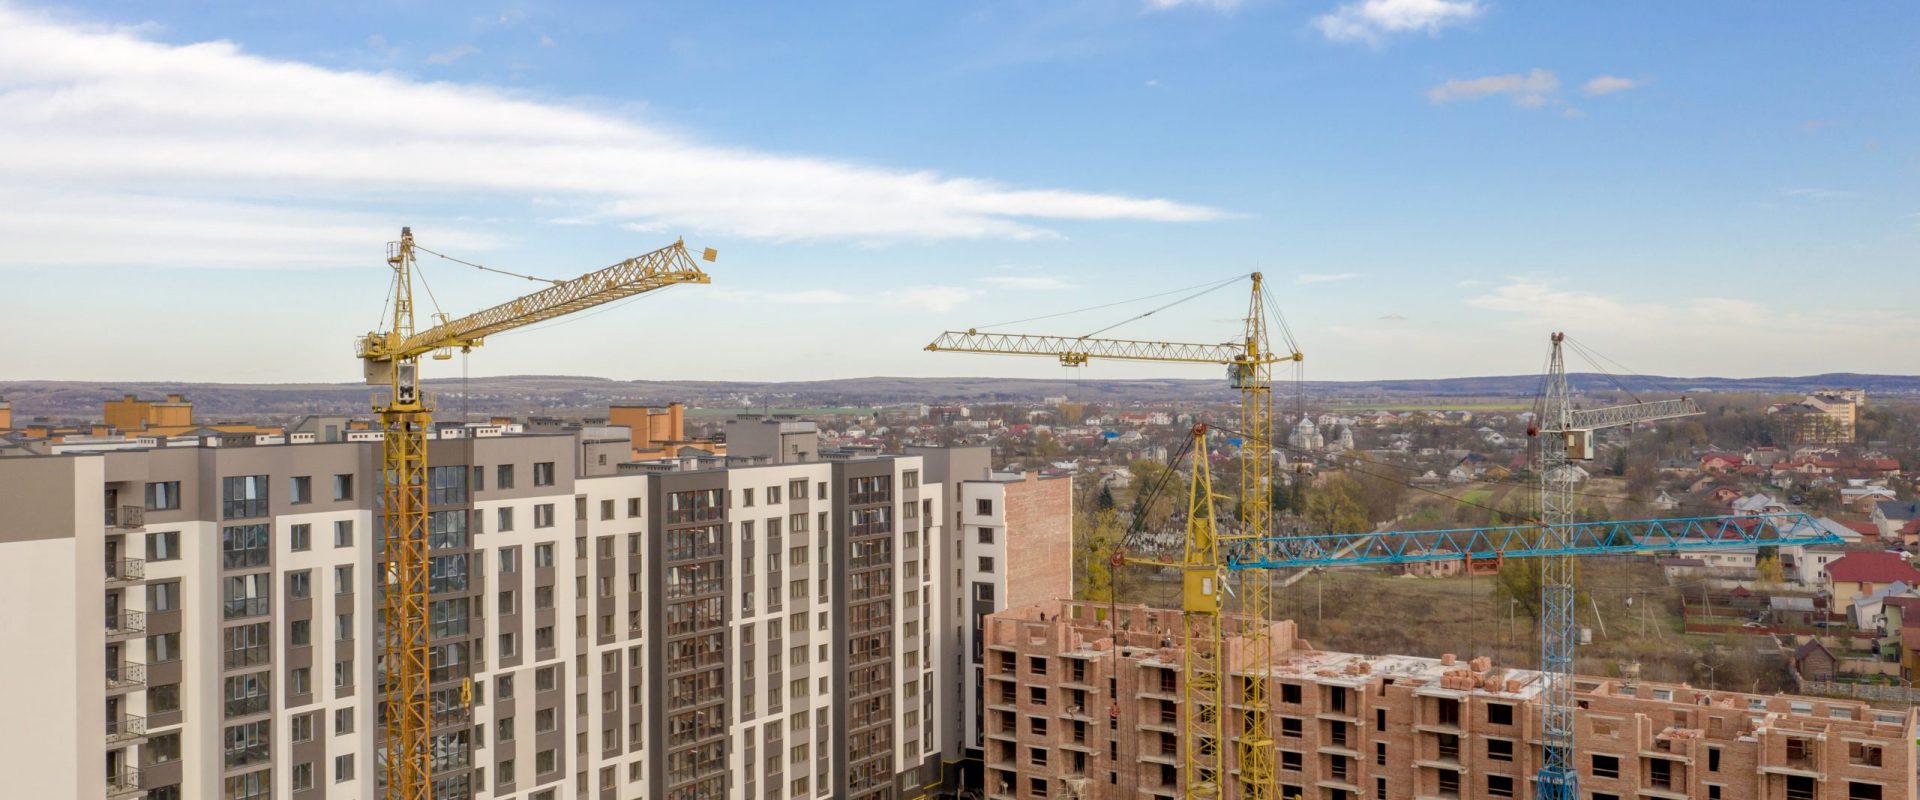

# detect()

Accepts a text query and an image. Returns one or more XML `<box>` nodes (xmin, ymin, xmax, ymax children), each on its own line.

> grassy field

<box><xmin>1110</xmin><ymin>558</ymin><xmax>1792</xmax><ymax>692</ymax></box>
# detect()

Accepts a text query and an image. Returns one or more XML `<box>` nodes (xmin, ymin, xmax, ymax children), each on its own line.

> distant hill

<box><xmin>3</xmin><ymin>372</ymin><xmax>1915</xmax><ymax>422</ymax></box>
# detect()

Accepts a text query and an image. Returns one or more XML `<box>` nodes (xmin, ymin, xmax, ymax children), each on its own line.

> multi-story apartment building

<box><xmin>985</xmin><ymin>599</ymin><xmax>1918</xmax><ymax>800</ymax></box>
<box><xmin>914</xmin><ymin>447</ymin><xmax>1074</xmax><ymax>796</ymax></box>
<box><xmin>0</xmin><ymin>415</ymin><xmax>953</xmax><ymax>800</ymax></box>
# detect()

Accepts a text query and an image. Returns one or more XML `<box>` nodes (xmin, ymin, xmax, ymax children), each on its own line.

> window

<box><xmin>534</xmin><ymin>543</ymin><xmax>554</xmax><ymax>568</ymax></box>
<box><xmin>979</xmin><ymin>556</ymin><xmax>995</xmax><ymax>573</ymax></box>
<box><xmin>600</xmin><ymin>499</ymin><xmax>614</xmax><ymax>520</ymax></box>
<box><xmin>221</xmin><ymin>475</ymin><xmax>268</xmax><ymax>519</ymax></box>
<box><xmin>496</xmin><ymin>507</ymin><xmax>515</xmax><ymax>532</ymax></box>
<box><xmin>534</xmin><ymin>504</ymin><xmax>555</xmax><ymax>528</ymax></box>
<box><xmin>904</xmin><ymin>470</ymin><xmax>919</xmax><ymax>488</ymax></box>
<box><xmin>145</xmin><ymin>732</ymin><xmax>180</xmax><ymax>765</ymax></box>
<box><xmin>817</xmin><ymin>481</ymin><xmax>827</xmax><ymax>499</ymax></box>
<box><xmin>1708</xmin><ymin>747</ymin><xmax>1721</xmax><ymax>772</ymax></box>
<box><xmin>1488</xmin><ymin>702</ymin><xmax>1514</xmax><ymax>725</ymax></box>
<box><xmin>333</xmin><ymin>520</ymin><xmax>353</xmax><ymax>548</ymax></box>
<box><xmin>221</xmin><ymin>524</ymin><xmax>269</xmax><ymax>569</ymax></box>
<box><xmin>290</xmin><ymin>667</ymin><xmax>311</xmax><ymax>695</ymax></box>
<box><xmin>530</xmin><ymin>461</ymin><xmax>555</xmax><ymax>486</ymax></box>
<box><xmin>498</xmin><ymin>675</ymin><xmax>515</xmax><ymax>700</ymax></box>
<box><xmin>1281</xmin><ymin>750</ymin><xmax>1302</xmax><ymax>771</ymax></box>
<box><xmin>335</xmin><ymin>707</ymin><xmax>353</xmax><ymax>735</ymax></box>
<box><xmin>337</xmin><ymin>613</ymin><xmax>354</xmax><ymax>641</ymax></box>
<box><xmin>536</xmin><ymin>666</ymin><xmax>557</xmax><ymax>691</ymax></box>
<box><xmin>290</xmin><ymin>619</ymin><xmax>311</xmax><ymax>647</ymax></box>
<box><xmin>334</xmin><ymin>661</ymin><xmax>349</xmax><ymax>688</ymax></box>
<box><xmin>977</xmin><ymin>499</ymin><xmax>993</xmax><ymax>516</ymax></box>
<box><xmin>290</xmin><ymin>523</ymin><xmax>311</xmax><ymax>551</ymax></box>
<box><xmin>1487</xmin><ymin>738</ymin><xmax>1514</xmax><ymax>762</ymax></box>
<box><xmin>473</xmin><ymin>465</ymin><xmax>485</xmax><ymax>492</ymax></box>
<box><xmin>335</xmin><ymin>565</ymin><xmax>353</xmax><ymax>594</ymax></box>
<box><xmin>978</xmin><ymin>527</ymin><xmax>994</xmax><ymax>544</ymax></box>
<box><xmin>149</xmin><ymin>580</ymin><xmax>180</xmax><ymax>611</ymax></box>
<box><xmin>144</xmin><ymin>481</ymin><xmax>181</xmax><ymax>510</ymax></box>
<box><xmin>1487</xmin><ymin>775</ymin><xmax>1515</xmax><ymax>798</ymax></box>
<box><xmin>497</xmin><ymin>464</ymin><xmax>515</xmax><ymax>489</ymax></box>
<box><xmin>1591</xmin><ymin>754</ymin><xmax>1620</xmax><ymax>779</ymax></box>
<box><xmin>292</xmin><ymin>762</ymin><xmax>314</xmax><ymax>791</ymax></box>
<box><xmin>627</xmin><ymin>497</ymin><xmax>641</xmax><ymax>517</ymax></box>
<box><xmin>1281</xmin><ymin>683</ymin><xmax>1302</xmax><ymax>704</ymax></box>
<box><xmin>499</xmin><ymin>632</ymin><xmax>517</xmax><ymax>658</ymax></box>
<box><xmin>1849</xmin><ymin>782</ymin><xmax>1883</xmax><ymax>800</ymax></box>
<box><xmin>146</xmin><ymin>530</ymin><xmax>179</xmax><ymax>561</ymax></box>
<box><xmin>335</xmin><ymin>753</ymin><xmax>355</xmax><ymax>782</ymax></box>
<box><xmin>148</xmin><ymin>632</ymin><xmax>180</xmax><ymax>663</ymax></box>
<box><xmin>536</xmin><ymin>748</ymin><xmax>556</xmax><ymax>775</ymax></box>
<box><xmin>1375</xmin><ymin>741</ymin><xmax>1386</xmax><ymax>766</ymax></box>
<box><xmin>149</xmin><ymin>683</ymin><xmax>180</xmax><ymax>713</ymax></box>
<box><xmin>332</xmin><ymin>473</ymin><xmax>354</xmax><ymax>501</ymax></box>
<box><xmin>290</xmin><ymin>475</ymin><xmax>312</xmax><ymax>504</ymax></box>
<box><xmin>292</xmin><ymin>713</ymin><xmax>315</xmax><ymax>742</ymax></box>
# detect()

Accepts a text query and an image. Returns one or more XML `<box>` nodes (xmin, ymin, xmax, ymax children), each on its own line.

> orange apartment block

<box><xmin>102</xmin><ymin>393</ymin><xmax>193</xmax><ymax>431</ymax></box>
<box><xmin>608</xmin><ymin>401</ymin><xmax>723</xmax><ymax>460</ymax></box>
<box><xmin>982</xmin><ymin>600</ymin><xmax>1917</xmax><ymax>800</ymax></box>
<box><xmin>0</xmin><ymin>396</ymin><xmax>10</xmax><ymax>431</ymax></box>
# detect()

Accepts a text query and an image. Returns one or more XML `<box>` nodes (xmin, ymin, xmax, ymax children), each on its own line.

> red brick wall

<box><xmin>1003</xmin><ymin>474</ymin><xmax>1074</xmax><ymax>611</ymax></box>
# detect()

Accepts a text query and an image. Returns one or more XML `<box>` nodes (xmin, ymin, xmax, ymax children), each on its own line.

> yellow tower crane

<box><xmin>357</xmin><ymin>227</ymin><xmax>714</xmax><ymax>800</ymax></box>
<box><xmin>925</xmin><ymin>273</ymin><xmax>1300</xmax><ymax>800</ymax></box>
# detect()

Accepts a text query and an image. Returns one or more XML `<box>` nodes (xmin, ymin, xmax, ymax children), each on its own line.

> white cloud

<box><xmin>538</xmin><ymin>35</ymin><xmax>555</xmax><ymax>47</ymax></box>
<box><xmin>1297</xmin><ymin>272</ymin><xmax>1361</xmax><ymax>284</ymax></box>
<box><xmin>1315</xmin><ymin>0</ymin><xmax>1482</xmax><ymax>45</ymax></box>
<box><xmin>1147</xmin><ymin>0</ymin><xmax>1241</xmax><ymax>11</ymax></box>
<box><xmin>1784</xmin><ymin>188</ymin><xmax>1855</xmax><ymax>200</ymax></box>
<box><xmin>984</xmin><ymin>275</ymin><xmax>1074</xmax><ymax>290</ymax></box>
<box><xmin>1379</xmin><ymin>313</ymin><xmax>1408</xmax><ymax>321</ymax></box>
<box><xmin>1580</xmin><ymin>75</ymin><xmax>1642</xmax><ymax>96</ymax></box>
<box><xmin>1426</xmin><ymin>69</ymin><xmax>1559</xmax><ymax>107</ymax></box>
<box><xmin>1464</xmin><ymin>279</ymin><xmax>1920</xmax><ymax>373</ymax></box>
<box><xmin>884</xmin><ymin>286</ymin><xmax>979</xmax><ymax>313</ymax></box>
<box><xmin>426</xmin><ymin>44</ymin><xmax>479</xmax><ymax>64</ymax></box>
<box><xmin>0</xmin><ymin>4</ymin><xmax>1225</xmax><ymax>269</ymax></box>
<box><xmin>708</xmin><ymin>287</ymin><xmax>855</xmax><ymax>305</ymax></box>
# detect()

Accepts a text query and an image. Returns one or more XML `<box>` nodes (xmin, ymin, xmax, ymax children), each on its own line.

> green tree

<box><xmin>1304</xmin><ymin>474</ymin><xmax>1368</xmax><ymax>534</ymax></box>
<box><xmin>1074</xmin><ymin>508</ymin><xmax>1122</xmax><ymax>602</ymax></box>
<box><xmin>1493</xmin><ymin>559</ymin><xmax>1544</xmax><ymax>630</ymax></box>
<box><xmin>1095</xmin><ymin>483</ymin><xmax>1116</xmax><ymax>512</ymax></box>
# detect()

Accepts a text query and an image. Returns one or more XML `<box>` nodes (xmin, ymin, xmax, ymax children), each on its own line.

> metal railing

<box><xmin>224</xmin><ymin>694</ymin><xmax>269</xmax><ymax>719</ymax></box>
<box><xmin>107</xmin><ymin>505</ymin><xmax>145</xmax><ymax>529</ymax></box>
<box><xmin>106</xmin><ymin>714</ymin><xmax>147</xmax><ymax>743</ymax></box>
<box><xmin>222</xmin><ymin>597</ymin><xmax>270</xmax><ymax>619</ymax></box>
<box><xmin>105</xmin><ymin>611</ymin><xmax>146</xmax><ymax>638</ymax></box>
<box><xmin>105</xmin><ymin>767</ymin><xmax>143</xmax><ymax>798</ymax></box>
<box><xmin>106</xmin><ymin>661</ymin><xmax>147</xmax><ymax>691</ymax></box>
<box><xmin>104</xmin><ymin>559</ymin><xmax>145</xmax><ymax>583</ymax></box>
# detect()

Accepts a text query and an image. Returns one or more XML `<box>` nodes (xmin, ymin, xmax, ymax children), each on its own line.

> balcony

<box><xmin>104</xmin><ymin>559</ymin><xmax>145</xmax><ymax>585</ymax></box>
<box><xmin>105</xmin><ymin>767</ymin><xmax>143</xmax><ymax>798</ymax></box>
<box><xmin>106</xmin><ymin>505</ymin><xmax>144</xmax><ymax>529</ymax></box>
<box><xmin>224</xmin><ymin>645</ymin><xmax>269</xmax><ymax>670</ymax></box>
<box><xmin>222</xmin><ymin>597</ymin><xmax>270</xmax><ymax>620</ymax></box>
<box><xmin>106</xmin><ymin>662</ymin><xmax>147</xmax><ymax>693</ymax></box>
<box><xmin>106</xmin><ymin>714</ymin><xmax>147</xmax><ymax>744</ymax></box>
<box><xmin>225</xmin><ymin>694</ymin><xmax>270</xmax><ymax>719</ymax></box>
<box><xmin>105</xmin><ymin>611</ymin><xmax>146</xmax><ymax>640</ymax></box>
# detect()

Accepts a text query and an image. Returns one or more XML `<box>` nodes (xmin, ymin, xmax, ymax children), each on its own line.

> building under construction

<box><xmin>983</xmin><ymin>600</ymin><xmax>1916</xmax><ymax>800</ymax></box>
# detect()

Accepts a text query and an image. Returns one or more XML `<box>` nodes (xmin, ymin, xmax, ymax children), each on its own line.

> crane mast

<box><xmin>1533</xmin><ymin>332</ymin><xmax>1700</xmax><ymax>800</ymax></box>
<box><xmin>926</xmin><ymin>274</ymin><xmax>1299</xmax><ymax>798</ymax></box>
<box><xmin>360</xmin><ymin>228</ymin><xmax>713</xmax><ymax>800</ymax></box>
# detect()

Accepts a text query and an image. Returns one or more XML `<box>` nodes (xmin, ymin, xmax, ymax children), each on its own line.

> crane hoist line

<box><xmin>359</xmin><ymin>227</ymin><xmax>714</xmax><ymax>800</ymax></box>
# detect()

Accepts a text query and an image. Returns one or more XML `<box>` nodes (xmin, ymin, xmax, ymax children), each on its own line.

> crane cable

<box><xmin>973</xmin><ymin>274</ymin><xmax>1248</xmax><ymax>332</ymax></box>
<box><xmin>414</xmin><ymin>243</ymin><xmax>563</xmax><ymax>285</ymax></box>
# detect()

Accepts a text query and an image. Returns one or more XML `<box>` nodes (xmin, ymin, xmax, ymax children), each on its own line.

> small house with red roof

<box><xmin>1823</xmin><ymin>550</ymin><xmax>1920</xmax><ymax>609</ymax></box>
<box><xmin>1699</xmin><ymin>452</ymin><xmax>1745</xmax><ymax>474</ymax></box>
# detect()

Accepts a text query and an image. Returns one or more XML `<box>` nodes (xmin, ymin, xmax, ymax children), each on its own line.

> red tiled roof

<box><xmin>1841</xmin><ymin>520</ymin><xmax>1881</xmax><ymax>537</ymax></box>
<box><xmin>1825</xmin><ymin>551</ymin><xmax>1920</xmax><ymax>585</ymax></box>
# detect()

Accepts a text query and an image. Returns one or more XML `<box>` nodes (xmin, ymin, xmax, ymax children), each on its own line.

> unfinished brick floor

<box><xmin>981</xmin><ymin>600</ymin><xmax>1917</xmax><ymax>800</ymax></box>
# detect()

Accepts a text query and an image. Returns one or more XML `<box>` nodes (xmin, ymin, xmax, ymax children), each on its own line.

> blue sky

<box><xmin>1</xmin><ymin>0</ymin><xmax>1915</xmax><ymax>385</ymax></box>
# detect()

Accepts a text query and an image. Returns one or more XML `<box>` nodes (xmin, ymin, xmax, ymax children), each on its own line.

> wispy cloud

<box><xmin>1426</xmin><ymin>69</ymin><xmax>1559</xmax><ymax>107</ymax></box>
<box><xmin>1147</xmin><ymin>0</ymin><xmax>1241</xmax><ymax>11</ymax></box>
<box><xmin>1784</xmin><ymin>188</ymin><xmax>1856</xmax><ymax>200</ymax></box>
<box><xmin>426</xmin><ymin>44</ymin><xmax>480</xmax><ymax>64</ymax></box>
<box><xmin>1298</xmin><ymin>272</ymin><xmax>1361</xmax><ymax>284</ymax></box>
<box><xmin>0</xmin><ymin>4</ymin><xmax>1226</xmax><ymax>269</ymax></box>
<box><xmin>1465</xmin><ymin>279</ymin><xmax>1920</xmax><ymax>373</ymax></box>
<box><xmin>1580</xmin><ymin>75</ymin><xmax>1642</xmax><ymax>96</ymax></box>
<box><xmin>884</xmin><ymin>286</ymin><xmax>979</xmax><ymax>313</ymax></box>
<box><xmin>709</xmin><ymin>288</ymin><xmax>855</xmax><ymax>305</ymax></box>
<box><xmin>1379</xmin><ymin>313</ymin><xmax>1408</xmax><ymax>321</ymax></box>
<box><xmin>984</xmin><ymin>275</ymin><xmax>1075</xmax><ymax>290</ymax></box>
<box><xmin>1315</xmin><ymin>0</ymin><xmax>1483</xmax><ymax>46</ymax></box>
